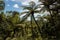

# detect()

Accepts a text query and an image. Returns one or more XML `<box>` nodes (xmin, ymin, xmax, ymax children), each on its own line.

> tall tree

<box><xmin>39</xmin><ymin>0</ymin><xmax>60</xmax><ymax>40</ymax></box>
<box><xmin>20</xmin><ymin>1</ymin><xmax>42</xmax><ymax>40</ymax></box>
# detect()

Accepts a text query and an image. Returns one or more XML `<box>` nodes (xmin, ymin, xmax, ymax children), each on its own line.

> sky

<box><xmin>4</xmin><ymin>0</ymin><xmax>39</xmax><ymax>12</ymax></box>
<box><xmin>4</xmin><ymin>0</ymin><xmax>48</xmax><ymax>20</ymax></box>
<box><xmin>4</xmin><ymin>0</ymin><xmax>41</xmax><ymax>20</ymax></box>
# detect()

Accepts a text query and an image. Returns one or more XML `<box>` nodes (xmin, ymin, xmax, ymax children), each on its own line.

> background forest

<box><xmin>0</xmin><ymin>0</ymin><xmax>60</xmax><ymax>40</ymax></box>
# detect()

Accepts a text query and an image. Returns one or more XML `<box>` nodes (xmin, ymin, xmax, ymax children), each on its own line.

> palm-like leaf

<box><xmin>39</xmin><ymin>0</ymin><xmax>58</xmax><ymax>11</ymax></box>
<box><xmin>38</xmin><ymin>6</ymin><xmax>46</xmax><ymax>14</ymax></box>
<box><xmin>20</xmin><ymin>11</ymin><xmax>29</xmax><ymax>16</ymax></box>
<box><xmin>20</xmin><ymin>1</ymin><xmax>47</xmax><ymax>32</ymax></box>
<box><xmin>22</xmin><ymin>6</ymin><xmax>32</xmax><ymax>10</ymax></box>
<box><xmin>20</xmin><ymin>13</ymin><xmax>30</xmax><ymax>23</ymax></box>
<box><xmin>34</xmin><ymin>4</ymin><xmax>42</xmax><ymax>10</ymax></box>
<box><xmin>39</xmin><ymin>0</ymin><xmax>56</xmax><ymax>5</ymax></box>
<box><xmin>21</xmin><ymin>1</ymin><xmax>42</xmax><ymax>23</ymax></box>
<box><xmin>34</xmin><ymin>10</ymin><xmax>40</xmax><ymax>13</ymax></box>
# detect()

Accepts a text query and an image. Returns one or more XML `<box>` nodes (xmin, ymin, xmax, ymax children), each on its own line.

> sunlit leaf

<box><xmin>20</xmin><ymin>11</ymin><xmax>29</xmax><ymax>16</ymax></box>
<box><xmin>22</xmin><ymin>6</ymin><xmax>32</xmax><ymax>10</ymax></box>
<box><xmin>34</xmin><ymin>10</ymin><xmax>40</xmax><ymax>13</ymax></box>
<box><xmin>20</xmin><ymin>13</ymin><xmax>31</xmax><ymax>23</ymax></box>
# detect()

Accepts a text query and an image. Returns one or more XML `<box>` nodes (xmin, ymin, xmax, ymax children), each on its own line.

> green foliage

<box><xmin>0</xmin><ymin>0</ymin><xmax>60</xmax><ymax>40</ymax></box>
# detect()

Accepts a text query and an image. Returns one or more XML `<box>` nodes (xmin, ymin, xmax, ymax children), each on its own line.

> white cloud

<box><xmin>22</xmin><ymin>2</ymin><xmax>29</xmax><ymax>5</ymax></box>
<box><xmin>21</xmin><ymin>0</ymin><xmax>38</xmax><ymax>5</ymax></box>
<box><xmin>11</xmin><ymin>0</ymin><xmax>39</xmax><ymax>5</ymax></box>
<box><xmin>13</xmin><ymin>4</ymin><xmax>19</xmax><ymax>8</ymax></box>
